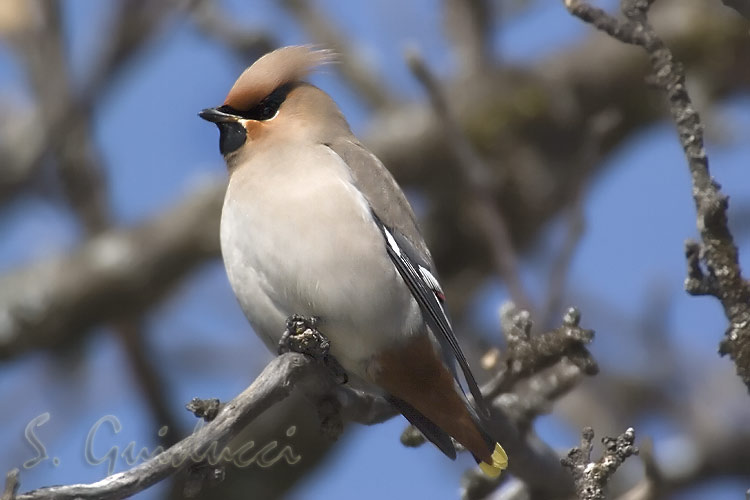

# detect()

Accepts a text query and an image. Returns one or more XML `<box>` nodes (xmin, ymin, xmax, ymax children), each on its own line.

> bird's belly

<box><xmin>220</xmin><ymin>167</ymin><xmax>422</xmax><ymax>381</ymax></box>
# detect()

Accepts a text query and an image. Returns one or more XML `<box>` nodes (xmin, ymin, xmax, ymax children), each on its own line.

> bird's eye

<box><xmin>242</xmin><ymin>83</ymin><xmax>293</xmax><ymax>121</ymax></box>
<box><xmin>240</xmin><ymin>100</ymin><xmax>279</xmax><ymax>121</ymax></box>
<box><xmin>242</xmin><ymin>97</ymin><xmax>280</xmax><ymax>121</ymax></box>
<box><xmin>260</xmin><ymin>105</ymin><xmax>275</xmax><ymax>119</ymax></box>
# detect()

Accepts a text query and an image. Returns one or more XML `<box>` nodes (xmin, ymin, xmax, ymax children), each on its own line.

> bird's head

<box><xmin>199</xmin><ymin>45</ymin><xmax>349</xmax><ymax>167</ymax></box>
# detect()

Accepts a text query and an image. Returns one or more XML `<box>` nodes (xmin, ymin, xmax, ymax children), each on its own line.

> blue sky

<box><xmin>0</xmin><ymin>1</ymin><xmax>748</xmax><ymax>499</ymax></box>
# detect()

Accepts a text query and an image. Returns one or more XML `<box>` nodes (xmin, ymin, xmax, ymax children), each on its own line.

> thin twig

<box><xmin>561</xmin><ymin>427</ymin><xmax>639</xmax><ymax>500</ymax></box>
<box><xmin>484</xmin><ymin>305</ymin><xmax>597</xmax><ymax>399</ymax></box>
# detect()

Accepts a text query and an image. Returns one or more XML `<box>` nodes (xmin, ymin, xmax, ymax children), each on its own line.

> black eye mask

<box><xmin>219</xmin><ymin>83</ymin><xmax>293</xmax><ymax>122</ymax></box>
<box><xmin>212</xmin><ymin>83</ymin><xmax>294</xmax><ymax>155</ymax></box>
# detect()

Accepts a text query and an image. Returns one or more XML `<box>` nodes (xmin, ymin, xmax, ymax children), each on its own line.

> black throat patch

<box><xmin>217</xmin><ymin>121</ymin><xmax>247</xmax><ymax>156</ymax></box>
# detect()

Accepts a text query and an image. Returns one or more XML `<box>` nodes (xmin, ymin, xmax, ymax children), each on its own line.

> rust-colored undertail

<box><xmin>372</xmin><ymin>334</ymin><xmax>505</xmax><ymax>474</ymax></box>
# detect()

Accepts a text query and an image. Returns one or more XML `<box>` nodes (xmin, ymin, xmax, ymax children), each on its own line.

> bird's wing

<box><xmin>323</xmin><ymin>138</ymin><xmax>428</xmax><ymax>259</ymax></box>
<box><xmin>324</xmin><ymin>138</ymin><xmax>489</xmax><ymax>417</ymax></box>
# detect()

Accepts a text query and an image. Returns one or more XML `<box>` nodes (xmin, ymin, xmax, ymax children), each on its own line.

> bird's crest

<box><xmin>224</xmin><ymin>45</ymin><xmax>335</xmax><ymax>111</ymax></box>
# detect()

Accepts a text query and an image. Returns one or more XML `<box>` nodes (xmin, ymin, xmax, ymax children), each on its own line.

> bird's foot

<box><xmin>279</xmin><ymin>314</ymin><xmax>325</xmax><ymax>356</ymax></box>
<box><xmin>280</xmin><ymin>314</ymin><xmax>348</xmax><ymax>384</ymax></box>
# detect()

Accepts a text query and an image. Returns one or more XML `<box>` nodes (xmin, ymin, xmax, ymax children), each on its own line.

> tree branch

<box><xmin>11</xmin><ymin>353</ymin><xmax>332</xmax><ymax>500</ymax></box>
<box><xmin>561</xmin><ymin>427</ymin><xmax>639</xmax><ymax>500</ymax></box>
<box><xmin>564</xmin><ymin>0</ymin><xmax>750</xmax><ymax>389</ymax></box>
<box><xmin>484</xmin><ymin>305</ymin><xmax>598</xmax><ymax>400</ymax></box>
<box><xmin>5</xmin><ymin>318</ymin><xmax>423</xmax><ymax>500</ymax></box>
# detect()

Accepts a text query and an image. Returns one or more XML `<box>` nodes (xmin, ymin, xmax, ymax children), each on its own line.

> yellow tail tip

<box><xmin>478</xmin><ymin>443</ymin><xmax>508</xmax><ymax>478</ymax></box>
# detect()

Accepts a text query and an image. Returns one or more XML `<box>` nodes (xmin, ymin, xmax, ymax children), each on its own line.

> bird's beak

<box><xmin>198</xmin><ymin>107</ymin><xmax>240</xmax><ymax>124</ymax></box>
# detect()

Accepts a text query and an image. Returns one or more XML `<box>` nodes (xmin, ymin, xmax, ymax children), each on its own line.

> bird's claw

<box><xmin>280</xmin><ymin>314</ymin><xmax>348</xmax><ymax>384</ymax></box>
<box><xmin>279</xmin><ymin>314</ymin><xmax>326</xmax><ymax>356</ymax></box>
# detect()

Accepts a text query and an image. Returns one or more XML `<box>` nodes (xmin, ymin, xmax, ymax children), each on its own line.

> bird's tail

<box><xmin>476</xmin><ymin>442</ymin><xmax>508</xmax><ymax>478</ymax></box>
<box><xmin>468</xmin><ymin>402</ymin><xmax>508</xmax><ymax>478</ymax></box>
<box><xmin>374</xmin><ymin>335</ymin><xmax>507</xmax><ymax>477</ymax></box>
<box><xmin>389</xmin><ymin>395</ymin><xmax>507</xmax><ymax>478</ymax></box>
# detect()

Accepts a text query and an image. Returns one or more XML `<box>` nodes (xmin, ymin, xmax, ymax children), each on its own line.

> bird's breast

<box><xmin>220</xmin><ymin>145</ymin><xmax>422</xmax><ymax>378</ymax></box>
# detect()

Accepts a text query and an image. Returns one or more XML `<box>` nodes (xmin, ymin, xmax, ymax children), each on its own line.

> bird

<box><xmin>199</xmin><ymin>45</ymin><xmax>507</xmax><ymax>477</ymax></box>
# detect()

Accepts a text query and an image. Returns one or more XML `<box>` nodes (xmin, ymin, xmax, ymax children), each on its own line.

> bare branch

<box><xmin>564</xmin><ymin>0</ymin><xmax>750</xmax><ymax>389</ymax></box>
<box><xmin>484</xmin><ymin>305</ymin><xmax>598</xmax><ymax>400</ymax></box>
<box><xmin>561</xmin><ymin>427</ymin><xmax>639</xmax><ymax>500</ymax></box>
<box><xmin>12</xmin><ymin>353</ymin><xmax>330</xmax><ymax>500</ymax></box>
<box><xmin>8</xmin><ymin>315</ymin><xmax>412</xmax><ymax>500</ymax></box>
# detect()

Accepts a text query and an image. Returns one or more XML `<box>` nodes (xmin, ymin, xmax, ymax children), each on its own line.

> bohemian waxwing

<box><xmin>199</xmin><ymin>45</ymin><xmax>507</xmax><ymax>477</ymax></box>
